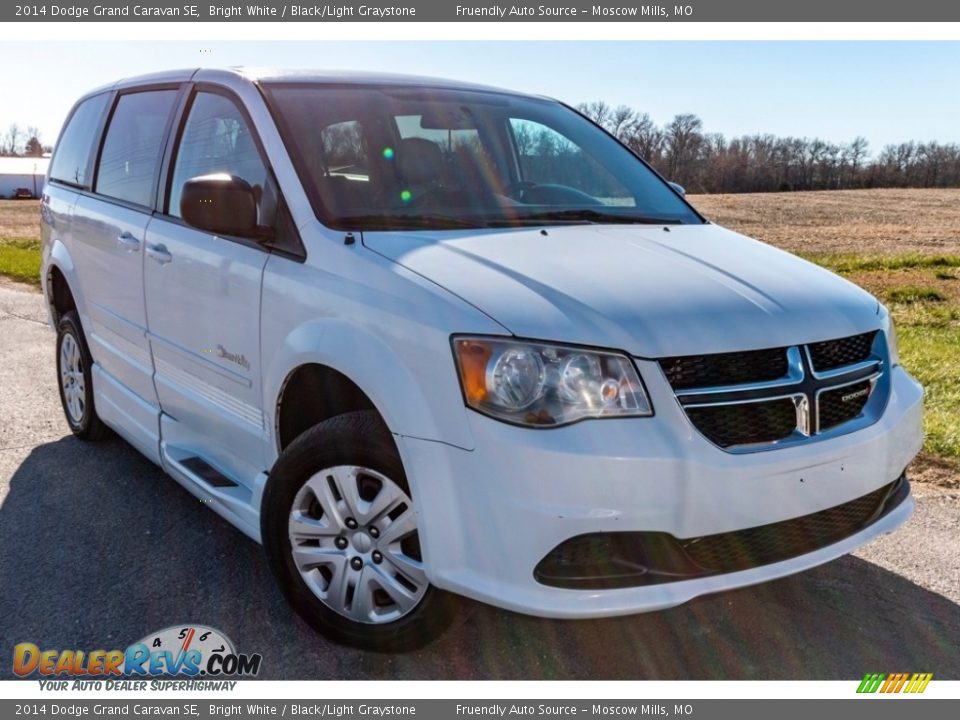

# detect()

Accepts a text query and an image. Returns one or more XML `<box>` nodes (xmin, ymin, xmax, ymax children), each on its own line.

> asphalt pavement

<box><xmin>1</xmin><ymin>278</ymin><xmax>958</xmax><ymax>680</ymax></box>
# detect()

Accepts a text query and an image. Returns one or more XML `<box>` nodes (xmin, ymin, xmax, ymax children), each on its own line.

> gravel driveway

<box><xmin>1</xmin><ymin>279</ymin><xmax>958</xmax><ymax>680</ymax></box>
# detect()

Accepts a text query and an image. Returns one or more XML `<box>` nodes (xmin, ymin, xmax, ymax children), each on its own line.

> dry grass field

<box><xmin>2</xmin><ymin>191</ymin><xmax>958</xmax><ymax>482</ymax></box>
<box><xmin>692</xmin><ymin>188</ymin><xmax>960</xmax><ymax>256</ymax></box>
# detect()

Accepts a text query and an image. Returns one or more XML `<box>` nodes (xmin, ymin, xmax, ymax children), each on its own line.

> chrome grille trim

<box><xmin>804</xmin><ymin>352</ymin><xmax>879</xmax><ymax>380</ymax></box>
<box><xmin>660</xmin><ymin>332</ymin><xmax>890</xmax><ymax>453</ymax></box>
<box><xmin>674</xmin><ymin>347</ymin><xmax>806</xmax><ymax>398</ymax></box>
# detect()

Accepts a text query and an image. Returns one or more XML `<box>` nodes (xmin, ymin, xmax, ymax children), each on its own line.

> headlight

<box><xmin>879</xmin><ymin>304</ymin><xmax>901</xmax><ymax>367</ymax></box>
<box><xmin>453</xmin><ymin>337</ymin><xmax>653</xmax><ymax>426</ymax></box>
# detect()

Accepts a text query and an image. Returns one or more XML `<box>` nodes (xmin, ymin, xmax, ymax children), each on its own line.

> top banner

<box><xmin>6</xmin><ymin>0</ymin><xmax>960</xmax><ymax>22</ymax></box>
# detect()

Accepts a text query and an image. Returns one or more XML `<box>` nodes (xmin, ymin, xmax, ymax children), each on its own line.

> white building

<box><xmin>0</xmin><ymin>157</ymin><xmax>50</xmax><ymax>199</ymax></box>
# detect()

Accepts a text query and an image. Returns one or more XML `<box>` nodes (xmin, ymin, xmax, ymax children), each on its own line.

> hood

<box><xmin>362</xmin><ymin>223</ymin><xmax>880</xmax><ymax>358</ymax></box>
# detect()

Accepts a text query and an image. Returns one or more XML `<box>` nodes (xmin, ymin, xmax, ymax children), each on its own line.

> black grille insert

<box><xmin>818</xmin><ymin>380</ymin><xmax>873</xmax><ymax>431</ymax></box>
<box><xmin>534</xmin><ymin>475</ymin><xmax>908</xmax><ymax>589</ymax></box>
<box><xmin>808</xmin><ymin>331</ymin><xmax>877</xmax><ymax>372</ymax></box>
<box><xmin>686</xmin><ymin>398</ymin><xmax>798</xmax><ymax>448</ymax></box>
<box><xmin>659</xmin><ymin>347</ymin><xmax>788</xmax><ymax>390</ymax></box>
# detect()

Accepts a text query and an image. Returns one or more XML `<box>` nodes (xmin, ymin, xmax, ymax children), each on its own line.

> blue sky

<box><xmin>3</xmin><ymin>41</ymin><xmax>959</xmax><ymax>155</ymax></box>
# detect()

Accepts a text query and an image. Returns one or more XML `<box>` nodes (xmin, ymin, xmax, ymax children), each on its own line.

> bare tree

<box><xmin>2</xmin><ymin>123</ymin><xmax>23</xmax><ymax>156</ymax></box>
<box><xmin>623</xmin><ymin>113</ymin><xmax>665</xmax><ymax>165</ymax></box>
<box><xmin>848</xmin><ymin>137</ymin><xmax>869</xmax><ymax>173</ymax></box>
<box><xmin>23</xmin><ymin>125</ymin><xmax>43</xmax><ymax>157</ymax></box>
<box><xmin>575</xmin><ymin>101</ymin><xmax>611</xmax><ymax>128</ymax></box>
<box><xmin>663</xmin><ymin>113</ymin><xmax>704</xmax><ymax>184</ymax></box>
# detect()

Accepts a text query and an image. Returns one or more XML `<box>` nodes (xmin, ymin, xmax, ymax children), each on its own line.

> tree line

<box><xmin>6</xmin><ymin>110</ymin><xmax>960</xmax><ymax>194</ymax></box>
<box><xmin>576</xmin><ymin>101</ymin><xmax>960</xmax><ymax>193</ymax></box>
<box><xmin>1</xmin><ymin>124</ymin><xmax>51</xmax><ymax>157</ymax></box>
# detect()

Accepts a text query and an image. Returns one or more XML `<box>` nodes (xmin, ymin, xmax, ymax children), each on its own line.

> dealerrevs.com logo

<box><xmin>13</xmin><ymin>625</ymin><xmax>262</xmax><ymax>689</ymax></box>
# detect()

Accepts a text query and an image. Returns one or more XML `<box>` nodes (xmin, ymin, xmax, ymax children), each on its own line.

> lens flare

<box><xmin>382</xmin><ymin>147</ymin><xmax>394</xmax><ymax>159</ymax></box>
<box><xmin>400</xmin><ymin>190</ymin><xmax>412</xmax><ymax>202</ymax></box>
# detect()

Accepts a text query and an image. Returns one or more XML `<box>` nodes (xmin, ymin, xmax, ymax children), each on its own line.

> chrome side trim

<box><xmin>154</xmin><ymin>356</ymin><xmax>264</xmax><ymax>431</ymax></box>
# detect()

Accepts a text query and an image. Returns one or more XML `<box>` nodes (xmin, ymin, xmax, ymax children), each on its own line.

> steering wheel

<box><xmin>503</xmin><ymin>181</ymin><xmax>537</xmax><ymax>201</ymax></box>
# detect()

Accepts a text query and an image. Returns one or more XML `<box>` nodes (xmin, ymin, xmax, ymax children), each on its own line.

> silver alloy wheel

<box><xmin>60</xmin><ymin>332</ymin><xmax>85</xmax><ymax>424</ymax></box>
<box><xmin>288</xmin><ymin>465</ymin><xmax>428</xmax><ymax>624</ymax></box>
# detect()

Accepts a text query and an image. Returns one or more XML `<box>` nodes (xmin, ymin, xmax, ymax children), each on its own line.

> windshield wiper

<box><xmin>332</xmin><ymin>210</ymin><xmax>684</xmax><ymax>231</ymax></box>
<box><xmin>333</xmin><ymin>214</ymin><xmax>485</xmax><ymax>231</ymax></box>
<box><xmin>517</xmin><ymin>209</ymin><xmax>683</xmax><ymax>225</ymax></box>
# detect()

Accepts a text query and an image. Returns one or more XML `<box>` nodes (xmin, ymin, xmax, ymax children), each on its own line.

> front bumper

<box><xmin>397</xmin><ymin>364</ymin><xmax>923</xmax><ymax>618</ymax></box>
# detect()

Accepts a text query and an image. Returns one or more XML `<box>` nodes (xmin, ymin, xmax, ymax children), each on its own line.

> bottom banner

<box><xmin>1</xmin><ymin>699</ymin><xmax>955</xmax><ymax>720</ymax></box>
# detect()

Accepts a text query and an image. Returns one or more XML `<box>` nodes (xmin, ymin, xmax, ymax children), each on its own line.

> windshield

<box><xmin>264</xmin><ymin>84</ymin><xmax>704</xmax><ymax>230</ymax></box>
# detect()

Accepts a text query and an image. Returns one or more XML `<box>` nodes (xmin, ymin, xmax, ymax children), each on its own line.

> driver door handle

<box><xmin>116</xmin><ymin>232</ymin><xmax>140</xmax><ymax>251</ymax></box>
<box><xmin>145</xmin><ymin>243</ymin><xmax>172</xmax><ymax>265</ymax></box>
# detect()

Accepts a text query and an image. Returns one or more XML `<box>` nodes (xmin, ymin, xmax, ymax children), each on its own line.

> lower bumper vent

<box><xmin>534</xmin><ymin>475</ymin><xmax>908</xmax><ymax>590</ymax></box>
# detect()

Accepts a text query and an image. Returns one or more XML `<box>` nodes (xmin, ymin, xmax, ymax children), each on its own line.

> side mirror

<box><xmin>180</xmin><ymin>173</ymin><xmax>258</xmax><ymax>237</ymax></box>
<box><xmin>668</xmin><ymin>181</ymin><xmax>686</xmax><ymax>196</ymax></box>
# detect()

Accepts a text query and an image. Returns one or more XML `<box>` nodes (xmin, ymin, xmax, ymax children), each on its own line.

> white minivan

<box><xmin>41</xmin><ymin>68</ymin><xmax>923</xmax><ymax>650</ymax></box>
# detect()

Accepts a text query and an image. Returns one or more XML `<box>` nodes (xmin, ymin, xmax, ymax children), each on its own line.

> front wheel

<box><xmin>261</xmin><ymin>411</ymin><xmax>456</xmax><ymax>651</ymax></box>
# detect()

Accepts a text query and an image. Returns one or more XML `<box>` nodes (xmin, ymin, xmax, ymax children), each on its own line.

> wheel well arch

<box><xmin>275</xmin><ymin>363</ymin><xmax>383</xmax><ymax>451</ymax></box>
<box><xmin>47</xmin><ymin>265</ymin><xmax>76</xmax><ymax>325</ymax></box>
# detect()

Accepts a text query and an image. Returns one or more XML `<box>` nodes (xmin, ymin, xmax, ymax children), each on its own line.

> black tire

<box><xmin>56</xmin><ymin>311</ymin><xmax>110</xmax><ymax>441</ymax></box>
<box><xmin>261</xmin><ymin>410</ymin><xmax>456</xmax><ymax>651</ymax></box>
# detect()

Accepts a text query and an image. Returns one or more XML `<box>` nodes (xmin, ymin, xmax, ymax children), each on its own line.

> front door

<box><xmin>144</xmin><ymin>89</ymin><xmax>274</xmax><ymax>485</ymax></box>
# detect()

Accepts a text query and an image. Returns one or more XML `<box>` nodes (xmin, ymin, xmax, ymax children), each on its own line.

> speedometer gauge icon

<box><xmin>133</xmin><ymin>624</ymin><xmax>236</xmax><ymax>675</ymax></box>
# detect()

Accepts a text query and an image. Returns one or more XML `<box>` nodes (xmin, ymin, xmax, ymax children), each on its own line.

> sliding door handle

<box><xmin>145</xmin><ymin>243</ymin><xmax>172</xmax><ymax>265</ymax></box>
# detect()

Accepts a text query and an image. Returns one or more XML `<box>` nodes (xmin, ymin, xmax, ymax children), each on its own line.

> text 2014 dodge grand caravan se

<box><xmin>41</xmin><ymin>68</ymin><xmax>923</xmax><ymax>650</ymax></box>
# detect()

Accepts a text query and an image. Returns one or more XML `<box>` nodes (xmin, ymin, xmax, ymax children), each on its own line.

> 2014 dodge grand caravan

<box><xmin>41</xmin><ymin>68</ymin><xmax>923</xmax><ymax>650</ymax></box>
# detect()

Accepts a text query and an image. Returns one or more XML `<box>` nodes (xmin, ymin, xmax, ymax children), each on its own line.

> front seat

<box><xmin>396</xmin><ymin>137</ymin><xmax>444</xmax><ymax>202</ymax></box>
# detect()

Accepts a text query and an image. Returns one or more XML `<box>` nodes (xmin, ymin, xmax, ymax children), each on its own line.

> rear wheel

<box><xmin>56</xmin><ymin>311</ymin><xmax>109</xmax><ymax>441</ymax></box>
<box><xmin>262</xmin><ymin>410</ymin><xmax>456</xmax><ymax>651</ymax></box>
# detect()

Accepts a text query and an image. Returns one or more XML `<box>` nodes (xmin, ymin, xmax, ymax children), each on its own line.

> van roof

<box><xmin>83</xmin><ymin>67</ymin><xmax>535</xmax><ymax>99</ymax></box>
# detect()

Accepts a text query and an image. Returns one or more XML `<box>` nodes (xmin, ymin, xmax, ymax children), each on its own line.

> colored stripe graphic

<box><xmin>857</xmin><ymin>672</ymin><xmax>932</xmax><ymax>693</ymax></box>
<box><xmin>907</xmin><ymin>673</ymin><xmax>933</xmax><ymax>693</ymax></box>
<box><xmin>857</xmin><ymin>673</ymin><xmax>885</xmax><ymax>693</ymax></box>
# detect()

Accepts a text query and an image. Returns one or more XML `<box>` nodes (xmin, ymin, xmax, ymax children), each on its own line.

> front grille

<box><xmin>660</xmin><ymin>347</ymin><xmax>788</xmax><ymax>390</ymax></box>
<box><xmin>808</xmin><ymin>331</ymin><xmax>877</xmax><ymax>372</ymax></box>
<box><xmin>818</xmin><ymin>380</ymin><xmax>873</xmax><ymax>431</ymax></box>
<box><xmin>659</xmin><ymin>331</ymin><xmax>885</xmax><ymax>451</ymax></box>
<box><xmin>534</xmin><ymin>475</ymin><xmax>908</xmax><ymax>589</ymax></box>
<box><xmin>682</xmin><ymin>478</ymin><xmax>901</xmax><ymax>572</ymax></box>
<box><xmin>685</xmin><ymin>399</ymin><xmax>797</xmax><ymax>448</ymax></box>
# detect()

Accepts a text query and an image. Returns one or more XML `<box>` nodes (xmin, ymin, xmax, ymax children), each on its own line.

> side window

<box><xmin>320</xmin><ymin>120</ymin><xmax>368</xmax><ymax>179</ymax></box>
<box><xmin>168</xmin><ymin>92</ymin><xmax>270</xmax><ymax>222</ymax></box>
<box><xmin>509</xmin><ymin>118</ymin><xmax>635</xmax><ymax>206</ymax></box>
<box><xmin>49</xmin><ymin>93</ymin><xmax>109</xmax><ymax>188</ymax></box>
<box><xmin>95</xmin><ymin>90</ymin><xmax>178</xmax><ymax>207</ymax></box>
<box><xmin>311</xmin><ymin>119</ymin><xmax>375</xmax><ymax>218</ymax></box>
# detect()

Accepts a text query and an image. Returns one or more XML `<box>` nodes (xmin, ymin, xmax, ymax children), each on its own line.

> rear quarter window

<box><xmin>95</xmin><ymin>89</ymin><xmax>178</xmax><ymax>207</ymax></box>
<box><xmin>48</xmin><ymin>93</ymin><xmax>110</xmax><ymax>188</ymax></box>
